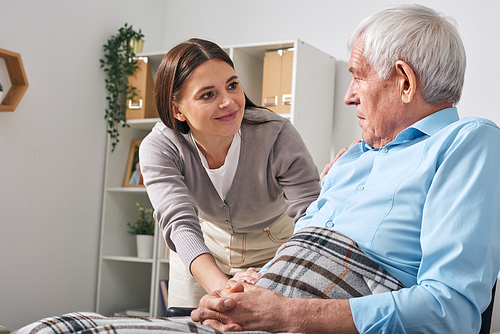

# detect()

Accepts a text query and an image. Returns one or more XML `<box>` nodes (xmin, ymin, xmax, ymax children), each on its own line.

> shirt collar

<box><xmin>410</xmin><ymin>107</ymin><xmax>459</xmax><ymax>137</ymax></box>
<box><xmin>361</xmin><ymin>107</ymin><xmax>459</xmax><ymax>152</ymax></box>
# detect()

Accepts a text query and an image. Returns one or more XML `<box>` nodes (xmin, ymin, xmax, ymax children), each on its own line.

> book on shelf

<box><xmin>125</xmin><ymin>307</ymin><xmax>150</xmax><ymax>317</ymax></box>
<box><xmin>160</xmin><ymin>279</ymin><xmax>169</xmax><ymax>312</ymax></box>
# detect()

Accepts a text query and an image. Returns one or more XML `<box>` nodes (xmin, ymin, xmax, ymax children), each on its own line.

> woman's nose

<box><xmin>219</xmin><ymin>92</ymin><xmax>234</xmax><ymax>109</ymax></box>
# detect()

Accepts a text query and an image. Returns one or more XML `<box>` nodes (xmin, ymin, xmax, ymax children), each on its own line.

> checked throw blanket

<box><xmin>255</xmin><ymin>227</ymin><xmax>405</xmax><ymax>299</ymax></box>
<box><xmin>12</xmin><ymin>312</ymin><xmax>224</xmax><ymax>334</ymax></box>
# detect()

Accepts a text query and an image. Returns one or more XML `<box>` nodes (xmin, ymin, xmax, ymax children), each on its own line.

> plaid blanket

<box><xmin>255</xmin><ymin>227</ymin><xmax>404</xmax><ymax>299</ymax></box>
<box><xmin>12</xmin><ymin>312</ymin><xmax>289</xmax><ymax>334</ymax></box>
<box><xmin>12</xmin><ymin>313</ymin><xmax>224</xmax><ymax>334</ymax></box>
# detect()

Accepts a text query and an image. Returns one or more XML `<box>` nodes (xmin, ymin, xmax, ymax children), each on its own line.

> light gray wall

<box><xmin>1</xmin><ymin>0</ymin><xmax>500</xmax><ymax>331</ymax></box>
<box><xmin>0</xmin><ymin>0</ymin><xmax>166</xmax><ymax>330</ymax></box>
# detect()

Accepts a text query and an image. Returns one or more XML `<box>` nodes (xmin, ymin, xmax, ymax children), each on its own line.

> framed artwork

<box><xmin>124</xmin><ymin>140</ymin><xmax>144</xmax><ymax>187</ymax></box>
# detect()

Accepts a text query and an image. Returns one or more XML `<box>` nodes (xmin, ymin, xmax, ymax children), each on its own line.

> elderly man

<box><xmin>192</xmin><ymin>4</ymin><xmax>500</xmax><ymax>333</ymax></box>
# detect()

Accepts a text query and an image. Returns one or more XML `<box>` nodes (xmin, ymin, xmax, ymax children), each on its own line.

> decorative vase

<box><xmin>136</xmin><ymin>235</ymin><xmax>154</xmax><ymax>258</ymax></box>
<box><xmin>0</xmin><ymin>91</ymin><xmax>3</xmax><ymax>103</ymax></box>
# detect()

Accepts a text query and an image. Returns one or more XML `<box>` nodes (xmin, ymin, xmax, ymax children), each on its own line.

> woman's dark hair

<box><xmin>155</xmin><ymin>38</ymin><xmax>258</xmax><ymax>136</ymax></box>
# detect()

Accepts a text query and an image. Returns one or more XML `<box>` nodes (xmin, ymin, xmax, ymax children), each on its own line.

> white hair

<box><xmin>348</xmin><ymin>4</ymin><xmax>466</xmax><ymax>105</ymax></box>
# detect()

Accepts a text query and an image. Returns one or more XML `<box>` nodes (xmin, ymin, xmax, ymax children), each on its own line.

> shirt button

<box><xmin>381</xmin><ymin>147</ymin><xmax>388</xmax><ymax>153</ymax></box>
<box><xmin>357</xmin><ymin>185</ymin><xmax>364</xmax><ymax>191</ymax></box>
<box><xmin>225</xmin><ymin>219</ymin><xmax>230</xmax><ymax>224</ymax></box>
<box><xmin>223</xmin><ymin>206</ymin><xmax>228</xmax><ymax>210</ymax></box>
<box><xmin>326</xmin><ymin>221</ymin><xmax>334</xmax><ymax>228</ymax></box>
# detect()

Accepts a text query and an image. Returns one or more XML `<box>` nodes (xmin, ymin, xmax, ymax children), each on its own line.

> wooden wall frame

<box><xmin>0</xmin><ymin>48</ymin><xmax>28</xmax><ymax>112</ymax></box>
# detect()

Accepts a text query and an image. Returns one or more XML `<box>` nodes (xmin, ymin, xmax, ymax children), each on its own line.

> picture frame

<box><xmin>124</xmin><ymin>140</ymin><xmax>144</xmax><ymax>187</ymax></box>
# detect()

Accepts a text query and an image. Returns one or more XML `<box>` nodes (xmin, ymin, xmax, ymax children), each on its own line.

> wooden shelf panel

<box><xmin>0</xmin><ymin>48</ymin><xmax>28</xmax><ymax>112</ymax></box>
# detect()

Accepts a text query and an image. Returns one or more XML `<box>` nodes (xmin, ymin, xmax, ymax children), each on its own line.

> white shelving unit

<box><xmin>95</xmin><ymin>118</ymin><xmax>168</xmax><ymax>317</ymax></box>
<box><xmin>95</xmin><ymin>38</ymin><xmax>336</xmax><ymax>317</ymax></box>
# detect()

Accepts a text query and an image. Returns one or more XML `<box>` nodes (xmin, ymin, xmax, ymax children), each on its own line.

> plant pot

<box><xmin>129</xmin><ymin>38</ymin><xmax>144</xmax><ymax>54</ymax></box>
<box><xmin>0</xmin><ymin>91</ymin><xmax>3</xmax><ymax>103</ymax></box>
<box><xmin>136</xmin><ymin>234</ymin><xmax>154</xmax><ymax>258</ymax></box>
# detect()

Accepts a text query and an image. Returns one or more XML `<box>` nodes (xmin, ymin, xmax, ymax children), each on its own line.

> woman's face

<box><xmin>173</xmin><ymin>58</ymin><xmax>245</xmax><ymax>143</ymax></box>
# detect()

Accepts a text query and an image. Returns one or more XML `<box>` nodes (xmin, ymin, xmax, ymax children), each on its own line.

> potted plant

<box><xmin>100</xmin><ymin>23</ymin><xmax>144</xmax><ymax>152</ymax></box>
<box><xmin>127</xmin><ymin>202</ymin><xmax>155</xmax><ymax>258</ymax></box>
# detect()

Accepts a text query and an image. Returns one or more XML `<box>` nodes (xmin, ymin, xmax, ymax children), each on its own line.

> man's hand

<box><xmin>192</xmin><ymin>281</ymin><xmax>295</xmax><ymax>333</ymax></box>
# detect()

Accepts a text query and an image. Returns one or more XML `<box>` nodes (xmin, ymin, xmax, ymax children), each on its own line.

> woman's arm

<box><xmin>190</xmin><ymin>253</ymin><xmax>231</xmax><ymax>292</ymax></box>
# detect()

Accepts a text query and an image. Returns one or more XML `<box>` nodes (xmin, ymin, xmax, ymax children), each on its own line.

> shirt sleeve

<box><xmin>350</xmin><ymin>120</ymin><xmax>500</xmax><ymax>333</ymax></box>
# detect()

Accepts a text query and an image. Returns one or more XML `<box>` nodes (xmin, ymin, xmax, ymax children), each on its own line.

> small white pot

<box><xmin>136</xmin><ymin>235</ymin><xmax>154</xmax><ymax>258</ymax></box>
<box><xmin>0</xmin><ymin>91</ymin><xmax>3</xmax><ymax>103</ymax></box>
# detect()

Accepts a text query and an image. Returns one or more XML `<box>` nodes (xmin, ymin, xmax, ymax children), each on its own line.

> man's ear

<box><xmin>173</xmin><ymin>103</ymin><xmax>186</xmax><ymax>122</ymax></box>
<box><xmin>395</xmin><ymin>60</ymin><xmax>417</xmax><ymax>104</ymax></box>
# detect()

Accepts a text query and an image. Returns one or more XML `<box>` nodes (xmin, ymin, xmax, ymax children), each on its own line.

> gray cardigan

<box><xmin>139</xmin><ymin>108</ymin><xmax>321</xmax><ymax>269</ymax></box>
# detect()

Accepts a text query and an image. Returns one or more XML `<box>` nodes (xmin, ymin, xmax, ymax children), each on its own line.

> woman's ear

<box><xmin>173</xmin><ymin>103</ymin><xmax>186</xmax><ymax>122</ymax></box>
<box><xmin>395</xmin><ymin>60</ymin><xmax>417</xmax><ymax>104</ymax></box>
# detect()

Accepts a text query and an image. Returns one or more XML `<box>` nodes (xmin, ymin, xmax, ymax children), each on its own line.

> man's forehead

<box><xmin>348</xmin><ymin>38</ymin><xmax>366</xmax><ymax>70</ymax></box>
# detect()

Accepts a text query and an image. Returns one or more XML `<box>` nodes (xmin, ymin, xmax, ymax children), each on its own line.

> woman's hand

<box><xmin>320</xmin><ymin>140</ymin><xmax>361</xmax><ymax>180</ymax></box>
<box><xmin>230</xmin><ymin>267</ymin><xmax>262</xmax><ymax>285</ymax></box>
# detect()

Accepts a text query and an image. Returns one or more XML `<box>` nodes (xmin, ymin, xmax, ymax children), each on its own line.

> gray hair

<box><xmin>348</xmin><ymin>4</ymin><xmax>466</xmax><ymax>106</ymax></box>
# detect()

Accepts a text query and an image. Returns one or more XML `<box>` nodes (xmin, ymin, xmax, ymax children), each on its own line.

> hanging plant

<box><xmin>100</xmin><ymin>23</ymin><xmax>144</xmax><ymax>151</ymax></box>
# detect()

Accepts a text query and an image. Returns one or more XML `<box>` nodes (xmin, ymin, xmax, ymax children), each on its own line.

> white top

<box><xmin>192</xmin><ymin>130</ymin><xmax>241</xmax><ymax>200</ymax></box>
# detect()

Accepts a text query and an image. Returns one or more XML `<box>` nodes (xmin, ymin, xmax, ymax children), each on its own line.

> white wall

<box><xmin>0</xmin><ymin>0</ymin><xmax>166</xmax><ymax>330</ymax></box>
<box><xmin>1</xmin><ymin>0</ymin><xmax>500</xmax><ymax>331</ymax></box>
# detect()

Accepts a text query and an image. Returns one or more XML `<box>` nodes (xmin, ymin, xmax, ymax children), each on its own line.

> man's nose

<box><xmin>344</xmin><ymin>80</ymin><xmax>358</xmax><ymax>106</ymax></box>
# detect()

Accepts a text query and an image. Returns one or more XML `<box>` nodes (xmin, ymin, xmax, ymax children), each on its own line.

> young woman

<box><xmin>139</xmin><ymin>38</ymin><xmax>321</xmax><ymax>307</ymax></box>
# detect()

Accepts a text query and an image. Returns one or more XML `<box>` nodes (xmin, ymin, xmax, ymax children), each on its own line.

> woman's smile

<box><xmin>215</xmin><ymin>110</ymin><xmax>239</xmax><ymax>121</ymax></box>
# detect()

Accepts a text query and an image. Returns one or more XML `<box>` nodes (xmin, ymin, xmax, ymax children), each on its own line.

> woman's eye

<box><xmin>228</xmin><ymin>81</ymin><xmax>239</xmax><ymax>90</ymax></box>
<box><xmin>201</xmin><ymin>91</ymin><xmax>214</xmax><ymax>99</ymax></box>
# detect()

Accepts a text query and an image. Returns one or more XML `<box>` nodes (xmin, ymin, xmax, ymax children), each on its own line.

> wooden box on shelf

<box><xmin>261</xmin><ymin>49</ymin><xmax>293</xmax><ymax>114</ymax></box>
<box><xmin>126</xmin><ymin>58</ymin><xmax>158</xmax><ymax>120</ymax></box>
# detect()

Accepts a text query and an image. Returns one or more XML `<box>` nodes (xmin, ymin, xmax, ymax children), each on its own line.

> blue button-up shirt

<box><xmin>262</xmin><ymin>107</ymin><xmax>500</xmax><ymax>333</ymax></box>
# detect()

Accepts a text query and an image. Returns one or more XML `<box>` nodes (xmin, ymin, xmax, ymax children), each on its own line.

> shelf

<box><xmin>102</xmin><ymin>255</ymin><xmax>154</xmax><ymax>264</ymax></box>
<box><xmin>127</xmin><ymin>118</ymin><xmax>161</xmax><ymax>130</ymax></box>
<box><xmin>0</xmin><ymin>48</ymin><xmax>28</xmax><ymax>112</ymax></box>
<box><xmin>107</xmin><ymin>187</ymin><xmax>147</xmax><ymax>193</ymax></box>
